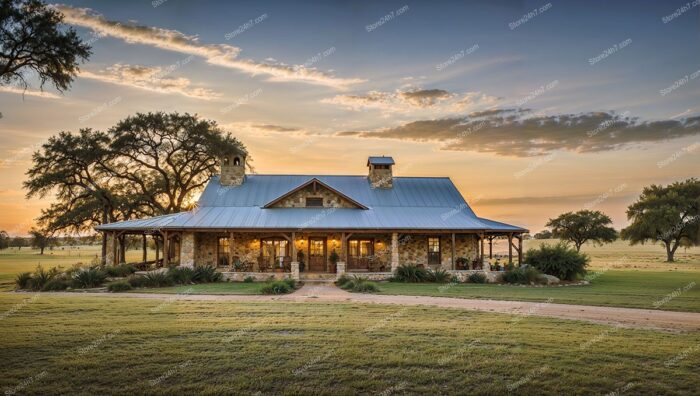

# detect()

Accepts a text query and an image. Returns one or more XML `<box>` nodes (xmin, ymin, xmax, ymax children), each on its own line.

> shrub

<box><xmin>428</xmin><ymin>268</ymin><xmax>451</xmax><ymax>283</ymax></box>
<box><xmin>126</xmin><ymin>275</ymin><xmax>146</xmax><ymax>288</ymax></box>
<box><xmin>339</xmin><ymin>276</ymin><xmax>380</xmax><ymax>293</ymax></box>
<box><xmin>168</xmin><ymin>267</ymin><xmax>195</xmax><ymax>284</ymax></box>
<box><xmin>260</xmin><ymin>280</ymin><xmax>292</xmax><ymax>295</ymax></box>
<box><xmin>142</xmin><ymin>271</ymin><xmax>173</xmax><ymax>288</ymax></box>
<box><xmin>335</xmin><ymin>274</ymin><xmax>352</xmax><ymax>287</ymax></box>
<box><xmin>104</xmin><ymin>264</ymin><xmax>136</xmax><ymax>277</ymax></box>
<box><xmin>525</xmin><ymin>242</ymin><xmax>589</xmax><ymax>281</ymax></box>
<box><xmin>468</xmin><ymin>272</ymin><xmax>487</xmax><ymax>284</ymax></box>
<box><xmin>502</xmin><ymin>266</ymin><xmax>541</xmax><ymax>285</ymax></box>
<box><xmin>42</xmin><ymin>277</ymin><xmax>70</xmax><ymax>291</ymax></box>
<box><xmin>107</xmin><ymin>280</ymin><xmax>133</xmax><ymax>292</ymax></box>
<box><xmin>15</xmin><ymin>272</ymin><xmax>32</xmax><ymax>290</ymax></box>
<box><xmin>29</xmin><ymin>266</ymin><xmax>59</xmax><ymax>290</ymax></box>
<box><xmin>72</xmin><ymin>268</ymin><xmax>108</xmax><ymax>288</ymax></box>
<box><xmin>283</xmin><ymin>278</ymin><xmax>296</xmax><ymax>289</ymax></box>
<box><xmin>243</xmin><ymin>276</ymin><xmax>255</xmax><ymax>283</ymax></box>
<box><xmin>394</xmin><ymin>264</ymin><xmax>431</xmax><ymax>283</ymax></box>
<box><xmin>193</xmin><ymin>265</ymin><xmax>223</xmax><ymax>283</ymax></box>
<box><xmin>449</xmin><ymin>275</ymin><xmax>460</xmax><ymax>284</ymax></box>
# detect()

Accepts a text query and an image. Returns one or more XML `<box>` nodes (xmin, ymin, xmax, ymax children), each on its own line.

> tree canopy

<box><xmin>0</xmin><ymin>0</ymin><xmax>91</xmax><ymax>92</ymax></box>
<box><xmin>25</xmin><ymin>112</ymin><xmax>248</xmax><ymax>238</ymax></box>
<box><xmin>0</xmin><ymin>230</ymin><xmax>9</xmax><ymax>249</ymax></box>
<box><xmin>621</xmin><ymin>178</ymin><xmax>700</xmax><ymax>262</ymax></box>
<box><xmin>546</xmin><ymin>210</ymin><xmax>617</xmax><ymax>252</ymax></box>
<box><xmin>29</xmin><ymin>227</ymin><xmax>52</xmax><ymax>254</ymax></box>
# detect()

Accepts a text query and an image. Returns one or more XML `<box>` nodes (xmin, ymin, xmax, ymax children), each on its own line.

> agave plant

<box><xmin>14</xmin><ymin>272</ymin><xmax>32</xmax><ymax>290</ymax></box>
<box><xmin>142</xmin><ymin>271</ymin><xmax>173</xmax><ymax>287</ymax></box>
<box><xmin>394</xmin><ymin>264</ymin><xmax>430</xmax><ymax>283</ymax></box>
<box><xmin>29</xmin><ymin>265</ymin><xmax>59</xmax><ymax>290</ymax></box>
<box><xmin>168</xmin><ymin>267</ymin><xmax>196</xmax><ymax>284</ymax></box>
<box><xmin>193</xmin><ymin>265</ymin><xmax>223</xmax><ymax>283</ymax></box>
<box><xmin>72</xmin><ymin>268</ymin><xmax>108</xmax><ymax>288</ymax></box>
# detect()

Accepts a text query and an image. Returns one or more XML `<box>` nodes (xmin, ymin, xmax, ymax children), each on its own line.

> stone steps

<box><xmin>300</xmin><ymin>272</ymin><xmax>337</xmax><ymax>281</ymax></box>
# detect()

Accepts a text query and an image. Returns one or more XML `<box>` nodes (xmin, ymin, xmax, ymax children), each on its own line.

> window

<box><xmin>261</xmin><ymin>239</ymin><xmax>288</xmax><ymax>258</ymax></box>
<box><xmin>223</xmin><ymin>157</ymin><xmax>230</xmax><ymax>166</ymax></box>
<box><xmin>428</xmin><ymin>237</ymin><xmax>441</xmax><ymax>265</ymax></box>
<box><xmin>349</xmin><ymin>239</ymin><xmax>374</xmax><ymax>257</ymax></box>
<box><xmin>233</xmin><ymin>157</ymin><xmax>240</xmax><ymax>166</ymax></box>
<box><xmin>306</xmin><ymin>197</ymin><xmax>323</xmax><ymax>207</ymax></box>
<box><xmin>374</xmin><ymin>164</ymin><xmax>390</xmax><ymax>170</ymax></box>
<box><xmin>217</xmin><ymin>237</ymin><xmax>229</xmax><ymax>267</ymax></box>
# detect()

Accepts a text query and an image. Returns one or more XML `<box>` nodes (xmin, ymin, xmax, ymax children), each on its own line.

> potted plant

<box><xmin>456</xmin><ymin>257</ymin><xmax>468</xmax><ymax>270</ymax></box>
<box><xmin>297</xmin><ymin>251</ymin><xmax>306</xmax><ymax>272</ymax></box>
<box><xmin>329</xmin><ymin>249</ymin><xmax>340</xmax><ymax>272</ymax></box>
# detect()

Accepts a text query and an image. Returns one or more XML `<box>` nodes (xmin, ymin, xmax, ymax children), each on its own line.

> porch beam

<box><xmin>142</xmin><ymin>234</ymin><xmax>147</xmax><ymax>263</ymax></box>
<box><xmin>291</xmin><ymin>232</ymin><xmax>297</xmax><ymax>261</ymax></box>
<box><xmin>518</xmin><ymin>235</ymin><xmax>523</xmax><ymax>265</ymax></box>
<box><xmin>480</xmin><ymin>232</ymin><xmax>485</xmax><ymax>264</ymax></box>
<box><xmin>508</xmin><ymin>233</ymin><xmax>513</xmax><ymax>264</ymax></box>
<box><xmin>488</xmin><ymin>236</ymin><xmax>493</xmax><ymax>259</ymax></box>
<box><xmin>163</xmin><ymin>231</ymin><xmax>169</xmax><ymax>267</ymax></box>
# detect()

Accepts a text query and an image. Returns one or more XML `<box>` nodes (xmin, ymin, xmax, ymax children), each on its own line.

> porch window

<box><xmin>348</xmin><ymin>239</ymin><xmax>374</xmax><ymax>271</ymax></box>
<box><xmin>261</xmin><ymin>238</ymin><xmax>289</xmax><ymax>270</ymax></box>
<box><xmin>217</xmin><ymin>237</ymin><xmax>229</xmax><ymax>267</ymax></box>
<box><xmin>428</xmin><ymin>237</ymin><xmax>441</xmax><ymax>265</ymax></box>
<box><xmin>306</xmin><ymin>197</ymin><xmax>323</xmax><ymax>207</ymax></box>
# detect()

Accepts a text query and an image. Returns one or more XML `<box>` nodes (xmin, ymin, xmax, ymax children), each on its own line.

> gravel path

<box><xmin>35</xmin><ymin>283</ymin><xmax>700</xmax><ymax>332</ymax></box>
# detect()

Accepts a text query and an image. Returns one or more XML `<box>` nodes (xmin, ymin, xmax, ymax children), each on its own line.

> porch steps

<box><xmin>300</xmin><ymin>273</ymin><xmax>337</xmax><ymax>282</ymax></box>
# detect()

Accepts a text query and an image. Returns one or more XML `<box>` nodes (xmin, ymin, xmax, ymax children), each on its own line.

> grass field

<box><xmin>0</xmin><ymin>294</ymin><xmax>698</xmax><ymax>395</ymax></box>
<box><xmin>376</xmin><ymin>271</ymin><xmax>700</xmax><ymax>312</ymax></box>
<box><xmin>130</xmin><ymin>282</ymin><xmax>265</xmax><ymax>295</ymax></box>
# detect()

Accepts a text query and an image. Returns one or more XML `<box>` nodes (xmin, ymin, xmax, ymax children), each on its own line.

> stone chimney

<box><xmin>367</xmin><ymin>156</ymin><xmax>395</xmax><ymax>188</ymax></box>
<box><xmin>219</xmin><ymin>149</ymin><xmax>246</xmax><ymax>186</ymax></box>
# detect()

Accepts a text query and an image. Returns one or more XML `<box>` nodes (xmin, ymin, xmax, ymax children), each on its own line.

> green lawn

<box><xmin>130</xmin><ymin>282</ymin><xmax>265</xmax><ymax>295</ymax></box>
<box><xmin>376</xmin><ymin>271</ymin><xmax>700</xmax><ymax>312</ymax></box>
<box><xmin>0</xmin><ymin>294</ymin><xmax>698</xmax><ymax>395</ymax></box>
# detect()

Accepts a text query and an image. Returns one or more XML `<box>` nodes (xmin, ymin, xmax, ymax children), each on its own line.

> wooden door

<box><xmin>308</xmin><ymin>238</ymin><xmax>327</xmax><ymax>272</ymax></box>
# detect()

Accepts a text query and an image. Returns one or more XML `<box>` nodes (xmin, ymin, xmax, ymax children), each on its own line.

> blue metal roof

<box><xmin>95</xmin><ymin>175</ymin><xmax>527</xmax><ymax>232</ymax></box>
<box><xmin>367</xmin><ymin>156</ymin><xmax>395</xmax><ymax>166</ymax></box>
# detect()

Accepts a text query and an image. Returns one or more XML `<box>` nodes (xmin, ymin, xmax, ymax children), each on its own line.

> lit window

<box><xmin>233</xmin><ymin>157</ymin><xmax>240</xmax><ymax>166</ymax></box>
<box><xmin>217</xmin><ymin>237</ymin><xmax>229</xmax><ymax>267</ymax></box>
<box><xmin>428</xmin><ymin>237</ymin><xmax>440</xmax><ymax>265</ymax></box>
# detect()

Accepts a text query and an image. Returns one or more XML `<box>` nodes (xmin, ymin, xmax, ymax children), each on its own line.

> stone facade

<box><xmin>368</xmin><ymin>165</ymin><xmax>393</xmax><ymax>188</ymax></box>
<box><xmin>397</xmin><ymin>234</ymin><xmax>478</xmax><ymax>269</ymax></box>
<box><xmin>180</xmin><ymin>232</ymin><xmax>195</xmax><ymax>267</ymax></box>
<box><xmin>269</xmin><ymin>184</ymin><xmax>359</xmax><ymax>208</ymax></box>
<box><xmin>106</xmin><ymin>233</ymin><xmax>116</xmax><ymax>265</ymax></box>
<box><xmin>219</xmin><ymin>153</ymin><xmax>246</xmax><ymax>187</ymax></box>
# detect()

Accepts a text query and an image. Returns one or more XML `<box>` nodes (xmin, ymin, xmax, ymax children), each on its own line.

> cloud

<box><xmin>0</xmin><ymin>86</ymin><xmax>61</xmax><ymax>99</ymax></box>
<box><xmin>80</xmin><ymin>64</ymin><xmax>221</xmax><ymax>100</ymax></box>
<box><xmin>252</xmin><ymin>124</ymin><xmax>300</xmax><ymax>132</ymax></box>
<box><xmin>337</xmin><ymin>109</ymin><xmax>700</xmax><ymax>157</ymax></box>
<box><xmin>53</xmin><ymin>4</ymin><xmax>364</xmax><ymax>89</ymax></box>
<box><xmin>321</xmin><ymin>88</ymin><xmax>500</xmax><ymax>116</ymax></box>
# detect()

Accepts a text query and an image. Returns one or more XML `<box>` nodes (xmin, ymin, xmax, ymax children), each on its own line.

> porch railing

<box><xmin>347</xmin><ymin>256</ymin><xmax>388</xmax><ymax>272</ymax></box>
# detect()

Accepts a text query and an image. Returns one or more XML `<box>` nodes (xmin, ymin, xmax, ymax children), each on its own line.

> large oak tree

<box><xmin>546</xmin><ymin>210</ymin><xmax>617</xmax><ymax>252</ymax></box>
<box><xmin>621</xmin><ymin>178</ymin><xmax>700</xmax><ymax>262</ymax></box>
<box><xmin>1</xmin><ymin>0</ymin><xmax>91</xmax><ymax>92</ymax></box>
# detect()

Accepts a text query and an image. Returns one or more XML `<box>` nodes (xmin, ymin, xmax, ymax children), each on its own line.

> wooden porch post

<box><xmin>118</xmin><ymin>234</ymin><xmax>125</xmax><ymax>264</ymax></box>
<box><xmin>518</xmin><ymin>235</ymin><xmax>523</xmax><ymax>265</ymax></box>
<box><xmin>508</xmin><ymin>233</ymin><xmax>513</xmax><ymax>264</ymax></box>
<box><xmin>154</xmin><ymin>235</ymin><xmax>160</xmax><ymax>264</ymax></box>
<box><xmin>291</xmin><ymin>231</ymin><xmax>296</xmax><ymax>261</ymax></box>
<box><xmin>488</xmin><ymin>236</ymin><xmax>493</xmax><ymax>259</ymax></box>
<box><xmin>229</xmin><ymin>231</ymin><xmax>234</xmax><ymax>268</ymax></box>
<box><xmin>142</xmin><ymin>234</ymin><xmax>147</xmax><ymax>263</ymax></box>
<box><xmin>163</xmin><ymin>231</ymin><xmax>169</xmax><ymax>267</ymax></box>
<box><xmin>451</xmin><ymin>233</ymin><xmax>456</xmax><ymax>270</ymax></box>
<box><xmin>480</xmin><ymin>232</ymin><xmax>485</xmax><ymax>264</ymax></box>
<box><xmin>111</xmin><ymin>231</ymin><xmax>118</xmax><ymax>266</ymax></box>
<box><xmin>341</xmin><ymin>232</ymin><xmax>346</xmax><ymax>262</ymax></box>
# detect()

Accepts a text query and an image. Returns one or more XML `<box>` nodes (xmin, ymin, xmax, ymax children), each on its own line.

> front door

<box><xmin>308</xmin><ymin>238</ymin><xmax>327</xmax><ymax>272</ymax></box>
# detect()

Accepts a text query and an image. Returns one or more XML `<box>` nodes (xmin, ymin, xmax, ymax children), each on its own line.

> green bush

<box><xmin>260</xmin><ymin>280</ymin><xmax>292</xmax><ymax>295</ymax></box>
<box><xmin>243</xmin><ymin>276</ymin><xmax>255</xmax><ymax>283</ymax></box>
<box><xmin>339</xmin><ymin>276</ymin><xmax>380</xmax><ymax>293</ymax></box>
<box><xmin>193</xmin><ymin>265</ymin><xmax>223</xmax><ymax>283</ymax></box>
<box><xmin>428</xmin><ymin>268</ymin><xmax>451</xmax><ymax>283</ymax></box>
<box><xmin>168</xmin><ymin>267</ymin><xmax>196</xmax><ymax>284</ymax></box>
<box><xmin>29</xmin><ymin>266</ymin><xmax>59</xmax><ymax>290</ymax></box>
<box><xmin>335</xmin><ymin>274</ymin><xmax>352</xmax><ymax>287</ymax></box>
<box><xmin>394</xmin><ymin>264</ymin><xmax>431</xmax><ymax>283</ymax></box>
<box><xmin>126</xmin><ymin>275</ymin><xmax>146</xmax><ymax>288</ymax></box>
<box><xmin>104</xmin><ymin>264</ymin><xmax>136</xmax><ymax>277</ymax></box>
<box><xmin>525</xmin><ymin>242</ymin><xmax>589</xmax><ymax>281</ymax></box>
<box><xmin>282</xmin><ymin>278</ymin><xmax>296</xmax><ymax>289</ymax></box>
<box><xmin>143</xmin><ymin>271</ymin><xmax>173</xmax><ymax>287</ymax></box>
<box><xmin>72</xmin><ymin>268</ymin><xmax>108</xmax><ymax>288</ymax></box>
<box><xmin>502</xmin><ymin>266</ymin><xmax>541</xmax><ymax>285</ymax></box>
<box><xmin>107</xmin><ymin>280</ymin><xmax>133</xmax><ymax>292</ymax></box>
<box><xmin>468</xmin><ymin>272</ymin><xmax>487</xmax><ymax>284</ymax></box>
<box><xmin>42</xmin><ymin>277</ymin><xmax>70</xmax><ymax>291</ymax></box>
<box><xmin>15</xmin><ymin>272</ymin><xmax>32</xmax><ymax>290</ymax></box>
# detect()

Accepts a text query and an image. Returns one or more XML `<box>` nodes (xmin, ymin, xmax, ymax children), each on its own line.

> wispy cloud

<box><xmin>80</xmin><ymin>64</ymin><xmax>221</xmax><ymax>100</ymax></box>
<box><xmin>252</xmin><ymin>124</ymin><xmax>301</xmax><ymax>132</ymax></box>
<box><xmin>53</xmin><ymin>4</ymin><xmax>365</xmax><ymax>89</ymax></box>
<box><xmin>0</xmin><ymin>86</ymin><xmax>61</xmax><ymax>99</ymax></box>
<box><xmin>337</xmin><ymin>109</ymin><xmax>700</xmax><ymax>157</ymax></box>
<box><xmin>322</xmin><ymin>88</ymin><xmax>500</xmax><ymax>116</ymax></box>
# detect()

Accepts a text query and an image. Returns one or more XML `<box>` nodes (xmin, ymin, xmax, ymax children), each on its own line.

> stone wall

<box><xmin>368</xmin><ymin>166</ymin><xmax>393</xmax><ymax>188</ymax></box>
<box><xmin>397</xmin><ymin>234</ymin><xmax>478</xmax><ymax>269</ymax></box>
<box><xmin>180</xmin><ymin>232</ymin><xmax>195</xmax><ymax>267</ymax></box>
<box><xmin>270</xmin><ymin>184</ymin><xmax>358</xmax><ymax>208</ymax></box>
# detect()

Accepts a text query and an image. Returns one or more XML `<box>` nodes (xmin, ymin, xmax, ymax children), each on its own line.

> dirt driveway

<box><xmin>39</xmin><ymin>283</ymin><xmax>700</xmax><ymax>332</ymax></box>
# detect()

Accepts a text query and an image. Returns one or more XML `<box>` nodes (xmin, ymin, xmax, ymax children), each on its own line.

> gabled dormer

<box><xmin>263</xmin><ymin>178</ymin><xmax>368</xmax><ymax>209</ymax></box>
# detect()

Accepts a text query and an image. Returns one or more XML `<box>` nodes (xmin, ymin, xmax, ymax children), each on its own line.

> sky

<box><xmin>1</xmin><ymin>0</ymin><xmax>699</xmax><ymax>236</ymax></box>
